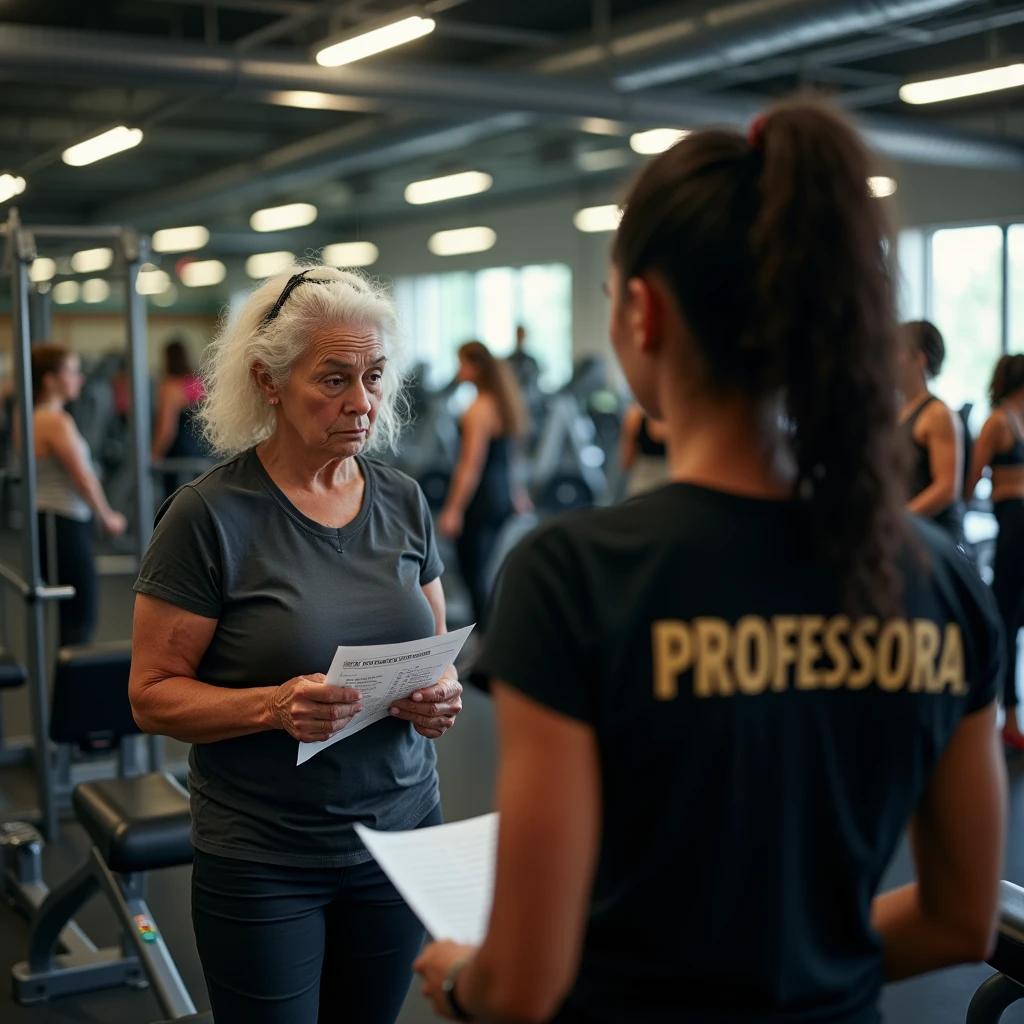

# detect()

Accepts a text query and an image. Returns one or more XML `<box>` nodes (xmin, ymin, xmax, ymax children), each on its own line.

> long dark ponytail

<box><xmin>612</xmin><ymin>96</ymin><xmax>907</xmax><ymax>614</ymax></box>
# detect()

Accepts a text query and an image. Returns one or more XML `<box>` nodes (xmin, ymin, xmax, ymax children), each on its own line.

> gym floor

<box><xmin>1</xmin><ymin>544</ymin><xmax>1023</xmax><ymax>1024</ymax></box>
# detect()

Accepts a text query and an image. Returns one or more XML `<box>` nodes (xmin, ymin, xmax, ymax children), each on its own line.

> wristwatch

<box><xmin>441</xmin><ymin>956</ymin><xmax>473</xmax><ymax>1022</ymax></box>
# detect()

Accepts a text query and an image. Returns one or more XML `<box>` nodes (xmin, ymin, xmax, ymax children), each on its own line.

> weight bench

<box><xmin>967</xmin><ymin>881</ymin><xmax>1024</xmax><ymax>1022</ymax></box>
<box><xmin>4</xmin><ymin>771</ymin><xmax>208</xmax><ymax>1021</ymax></box>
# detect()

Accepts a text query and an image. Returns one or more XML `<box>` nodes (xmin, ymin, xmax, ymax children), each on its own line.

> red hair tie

<box><xmin>748</xmin><ymin>114</ymin><xmax>767</xmax><ymax>151</ymax></box>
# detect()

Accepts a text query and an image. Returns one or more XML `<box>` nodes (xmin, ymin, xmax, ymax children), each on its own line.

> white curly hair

<box><xmin>199</xmin><ymin>263</ymin><xmax>407</xmax><ymax>456</ymax></box>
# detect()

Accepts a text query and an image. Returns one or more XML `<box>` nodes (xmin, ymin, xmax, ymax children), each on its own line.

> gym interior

<box><xmin>2</xmin><ymin>2</ymin><xmax>1024</xmax><ymax>1023</ymax></box>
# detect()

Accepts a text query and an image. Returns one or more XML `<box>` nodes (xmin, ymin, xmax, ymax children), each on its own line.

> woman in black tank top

<box><xmin>438</xmin><ymin>341</ymin><xmax>527</xmax><ymax>627</ymax></box>
<box><xmin>967</xmin><ymin>354</ymin><xmax>1024</xmax><ymax>748</ymax></box>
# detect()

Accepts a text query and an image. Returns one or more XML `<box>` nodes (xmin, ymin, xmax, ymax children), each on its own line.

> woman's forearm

<box><xmin>444</xmin><ymin>457</ymin><xmax>483</xmax><ymax>516</ymax></box>
<box><xmin>131</xmin><ymin>674</ymin><xmax>277</xmax><ymax>743</ymax></box>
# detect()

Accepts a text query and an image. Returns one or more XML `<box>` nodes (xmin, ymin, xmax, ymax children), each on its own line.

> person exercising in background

<box><xmin>416</xmin><ymin>97</ymin><xmax>1005</xmax><ymax>1024</ymax></box>
<box><xmin>438</xmin><ymin>341</ymin><xmax>527</xmax><ymax>628</ymax></box>
<box><xmin>506</xmin><ymin>324</ymin><xmax>540</xmax><ymax>396</ymax></box>
<box><xmin>619</xmin><ymin>402</ymin><xmax>669</xmax><ymax>496</ymax></box>
<box><xmin>967</xmin><ymin>354</ymin><xmax>1024</xmax><ymax>751</ymax></box>
<box><xmin>896</xmin><ymin>321</ymin><xmax>964</xmax><ymax>543</ymax></box>
<box><xmin>152</xmin><ymin>339</ymin><xmax>207</xmax><ymax>499</ymax></box>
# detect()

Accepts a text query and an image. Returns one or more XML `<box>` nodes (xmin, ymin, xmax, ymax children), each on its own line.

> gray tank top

<box><xmin>36</xmin><ymin>430</ymin><xmax>92</xmax><ymax>522</ymax></box>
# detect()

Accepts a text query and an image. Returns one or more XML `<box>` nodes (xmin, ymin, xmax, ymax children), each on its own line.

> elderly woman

<box><xmin>129</xmin><ymin>266</ymin><xmax>463</xmax><ymax>1024</ymax></box>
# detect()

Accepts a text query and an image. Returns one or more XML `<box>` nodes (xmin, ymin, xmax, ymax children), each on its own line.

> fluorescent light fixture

<box><xmin>29</xmin><ymin>257</ymin><xmax>56</xmax><ymax>283</ymax></box>
<box><xmin>62</xmin><ymin>126</ymin><xmax>143</xmax><ymax>167</ymax></box>
<box><xmin>405</xmin><ymin>171</ymin><xmax>493</xmax><ymax>205</ymax></box>
<box><xmin>427</xmin><ymin>226</ymin><xmax>497</xmax><ymax>257</ymax></box>
<box><xmin>573</xmin><ymin>204</ymin><xmax>623</xmax><ymax>233</ymax></box>
<box><xmin>267</xmin><ymin>90</ymin><xmax>378</xmax><ymax>113</ymax></box>
<box><xmin>82</xmin><ymin>278</ymin><xmax>110</xmax><ymax>304</ymax></box>
<box><xmin>152</xmin><ymin>225</ymin><xmax>210</xmax><ymax>253</ymax></box>
<box><xmin>180</xmin><ymin>259</ymin><xmax>226</xmax><ymax>287</ymax></box>
<box><xmin>580</xmin><ymin>117</ymin><xmax>624</xmax><ymax>136</ymax></box>
<box><xmin>577</xmin><ymin>148</ymin><xmax>632</xmax><ymax>173</ymax></box>
<box><xmin>153</xmin><ymin>284</ymin><xmax>179</xmax><ymax>307</ymax></box>
<box><xmin>322</xmin><ymin>241</ymin><xmax>379</xmax><ymax>268</ymax></box>
<box><xmin>0</xmin><ymin>173</ymin><xmax>26</xmax><ymax>203</ymax></box>
<box><xmin>900</xmin><ymin>63</ymin><xmax>1024</xmax><ymax>105</ymax></box>
<box><xmin>316</xmin><ymin>14</ymin><xmax>435</xmax><ymax>67</ymax></box>
<box><xmin>136</xmin><ymin>268</ymin><xmax>172</xmax><ymax>295</ymax></box>
<box><xmin>52</xmin><ymin>281</ymin><xmax>81</xmax><ymax>305</ymax></box>
<box><xmin>629</xmin><ymin>128</ymin><xmax>690</xmax><ymax>155</ymax></box>
<box><xmin>71</xmin><ymin>247</ymin><xmax>114</xmax><ymax>274</ymax></box>
<box><xmin>868</xmin><ymin>176</ymin><xmax>897</xmax><ymax>198</ymax></box>
<box><xmin>250</xmin><ymin>202</ymin><xmax>318</xmax><ymax>232</ymax></box>
<box><xmin>245</xmin><ymin>251</ymin><xmax>295</xmax><ymax>279</ymax></box>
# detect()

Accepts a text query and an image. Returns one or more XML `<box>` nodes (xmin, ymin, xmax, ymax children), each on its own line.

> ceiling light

<box><xmin>267</xmin><ymin>90</ymin><xmax>378</xmax><ymax>113</ymax></box>
<box><xmin>868</xmin><ymin>176</ymin><xmax>897</xmax><ymax>198</ymax></box>
<box><xmin>82</xmin><ymin>278</ymin><xmax>110</xmax><ymax>304</ymax></box>
<box><xmin>427</xmin><ymin>226</ymin><xmax>497</xmax><ymax>257</ymax></box>
<box><xmin>629</xmin><ymin>128</ymin><xmax>690</xmax><ymax>155</ymax></box>
<box><xmin>136</xmin><ymin>268</ymin><xmax>172</xmax><ymax>295</ymax></box>
<box><xmin>316</xmin><ymin>14</ymin><xmax>435</xmax><ymax>68</ymax></box>
<box><xmin>52</xmin><ymin>281</ymin><xmax>81</xmax><ymax>305</ymax></box>
<box><xmin>250</xmin><ymin>202</ymin><xmax>318</xmax><ymax>232</ymax></box>
<box><xmin>405</xmin><ymin>171</ymin><xmax>493</xmax><ymax>205</ymax></box>
<box><xmin>322</xmin><ymin>241</ymin><xmax>379</xmax><ymax>268</ymax></box>
<box><xmin>62</xmin><ymin>126</ymin><xmax>143</xmax><ymax>167</ymax></box>
<box><xmin>153</xmin><ymin>284</ymin><xmax>179</xmax><ymax>307</ymax></box>
<box><xmin>577</xmin><ymin>148</ymin><xmax>632</xmax><ymax>173</ymax></box>
<box><xmin>0</xmin><ymin>173</ymin><xmax>26</xmax><ymax>204</ymax></box>
<box><xmin>152</xmin><ymin>225</ymin><xmax>210</xmax><ymax>253</ymax></box>
<box><xmin>29</xmin><ymin>257</ymin><xmax>56</xmax><ymax>283</ymax></box>
<box><xmin>245</xmin><ymin>251</ymin><xmax>295</xmax><ymax>279</ymax></box>
<box><xmin>71</xmin><ymin>247</ymin><xmax>114</xmax><ymax>274</ymax></box>
<box><xmin>900</xmin><ymin>62</ymin><xmax>1024</xmax><ymax>105</ymax></box>
<box><xmin>573</xmin><ymin>205</ymin><xmax>623</xmax><ymax>233</ymax></box>
<box><xmin>580</xmin><ymin>117</ymin><xmax>624</xmax><ymax>136</ymax></box>
<box><xmin>179</xmin><ymin>259</ymin><xmax>226</xmax><ymax>287</ymax></box>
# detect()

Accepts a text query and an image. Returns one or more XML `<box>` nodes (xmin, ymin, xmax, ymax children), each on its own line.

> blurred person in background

<box><xmin>152</xmin><ymin>338</ymin><xmax>207</xmax><ymax>500</ymax></box>
<box><xmin>438</xmin><ymin>341</ymin><xmax>527</xmax><ymax>628</ymax></box>
<box><xmin>506</xmin><ymin>324</ymin><xmax>540</xmax><ymax>396</ymax></box>
<box><xmin>619</xmin><ymin>402</ymin><xmax>669</xmax><ymax>496</ymax></box>
<box><xmin>896</xmin><ymin>320</ymin><xmax>964</xmax><ymax>544</ymax></box>
<box><xmin>31</xmin><ymin>345</ymin><xmax>127</xmax><ymax>645</ymax></box>
<box><xmin>967</xmin><ymin>354</ymin><xmax>1024</xmax><ymax>750</ymax></box>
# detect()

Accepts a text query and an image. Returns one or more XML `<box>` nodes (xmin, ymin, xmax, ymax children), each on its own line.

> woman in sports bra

<box><xmin>896</xmin><ymin>321</ymin><xmax>964</xmax><ymax>542</ymax></box>
<box><xmin>619</xmin><ymin>403</ymin><xmax>669</xmax><ymax>496</ymax></box>
<box><xmin>967</xmin><ymin>353</ymin><xmax>1024</xmax><ymax>749</ymax></box>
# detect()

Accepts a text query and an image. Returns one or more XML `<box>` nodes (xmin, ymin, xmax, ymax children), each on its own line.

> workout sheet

<box><xmin>296</xmin><ymin>624</ymin><xmax>475</xmax><ymax>765</ymax></box>
<box><xmin>355</xmin><ymin>813</ymin><xmax>499</xmax><ymax>945</ymax></box>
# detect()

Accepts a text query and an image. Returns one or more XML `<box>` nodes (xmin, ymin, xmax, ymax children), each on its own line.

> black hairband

<box><xmin>260</xmin><ymin>270</ymin><xmax>334</xmax><ymax>325</ymax></box>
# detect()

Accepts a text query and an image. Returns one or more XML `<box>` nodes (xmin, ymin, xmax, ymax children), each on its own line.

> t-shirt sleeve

<box><xmin>416</xmin><ymin>484</ymin><xmax>444</xmax><ymax>585</ymax></box>
<box><xmin>134</xmin><ymin>486</ymin><xmax>223</xmax><ymax>619</ymax></box>
<box><xmin>473</xmin><ymin>528</ymin><xmax>595</xmax><ymax>723</ymax></box>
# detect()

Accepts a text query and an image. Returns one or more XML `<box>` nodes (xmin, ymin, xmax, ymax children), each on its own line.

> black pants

<box><xmin>191</xmin><ymin>803</ymin><xmax>442</xmax><ymax>1024</ymax></box>
<box><xmin>38</xmin><ymin>513</ymin><xmax>96</xmax><ymax>647</ymax></box>
<box><xmin>993</xmin><ymin>500</ymin><xmax>1024</xmax><ymax>709</ymax></box>
<box><xmin>456</xmin><ymin>499</ymin><xmax>511</xmax><ymax>629</ymax></box>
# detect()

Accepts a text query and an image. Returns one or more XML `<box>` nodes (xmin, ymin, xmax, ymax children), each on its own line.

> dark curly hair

<box><xmin>612</xmin><ymin>96</ymin><xmax>908</xmax><ymax>615</ymax></box>
<box><xmin>990</xmin><ymin>354</ymin><xmax>1024</xmax><ymax>406</ymax></box>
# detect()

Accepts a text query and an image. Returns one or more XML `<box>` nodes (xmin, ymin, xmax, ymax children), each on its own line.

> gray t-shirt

<box><xmin>134</xmin><ymin>448</ymin><xmax>444</xmax><ymax>867</ymax></box>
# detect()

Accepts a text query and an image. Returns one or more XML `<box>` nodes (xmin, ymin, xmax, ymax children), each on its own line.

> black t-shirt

<box><xmin>476</xmin><ymin>483</ymin><xmax>1003</xmax><ymax>1024</ymax></box>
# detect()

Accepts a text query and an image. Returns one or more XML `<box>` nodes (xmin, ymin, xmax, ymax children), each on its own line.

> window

<box><xmin>1010</xmin><ymin>224</ymin><xmax>1024</xmax><ymax>355</ymax></box>
<box><xmin>929</xmin><ymin>226</ymin><xmax>1004</xmax><ymax>431</ymax></box>
<box><xmin>393</xmin><ymin>263</ymin><xmax>572</xmax><ymax>391</ymax></box>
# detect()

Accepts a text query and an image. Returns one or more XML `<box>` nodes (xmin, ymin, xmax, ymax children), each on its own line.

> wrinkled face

<box><xmin>272</xmin><ymin>325</ymin><xmax>385</xmax><ymax>459</ymax></box>
<box><xmin>47</xmin><ymin>354</ymin><xmax>84</xmax><ymax>403</ymax></box>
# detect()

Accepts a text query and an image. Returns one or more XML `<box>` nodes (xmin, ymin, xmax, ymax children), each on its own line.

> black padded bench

<box><xmin>8</xmin><ymin>771</ymin><xmax>203</xmax><ymax>1020</ymax></box>
<box><xmin>967</xmin><ymin>881</ymin><xmax>1024</xmax><ymax>1022</ymax></box>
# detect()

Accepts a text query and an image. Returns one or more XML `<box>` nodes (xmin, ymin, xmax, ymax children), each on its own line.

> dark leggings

<box><xmin>191</xmin><ymin>803</ymin><xmax>442</xmax><ymax>1024</ymax></box>
<box><xmin>37</xmin><ymin>513</ymin><xmax>97</xmax><ymax>647</ymax></box>
<box><xmin>993</xmin><ymin>500</ymin><xmax>1024</xmax><ymax>709</ymax></box>
<box><xmin>457</xmin><ymin>501</ymin><xmax>511</xmax><ymax>629</ymax></box>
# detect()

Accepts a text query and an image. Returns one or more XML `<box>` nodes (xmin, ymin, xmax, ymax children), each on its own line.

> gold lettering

<box><xmin>877</xmin><ymin>619</ymin><xmax>912</xmax><ymax>691</ymax></box>
<box><xmin>652</xmin><ymin>621</ymin><xmax>693</xmax><ymax>700</ymax></box>
<box><xmin>910</xmin><ymin>620</ymin><xmax>941</xmax><ymax>693</ymax></box>
<box><xmin>934</xmin><ymin>623</ymin><xmax>967</xmax><ymax>695</ymax></box>
<box><xmin>821</xmin><ymin>616</ymin><xmax>851</xmax><ymax>688</ymax></box>
<box><xmin>733</xmin><ymin>616</ymin><xmax>772</xmax><ymax>695</ymax></box>
<box><xmin>772</xmin><ymin>616</ymin><xmax>799</xmax><ymax>691</ymax></box>
<box><xmin>796</xmin><ymin>616</ymin><xmax>825</xmax><ymax>690</ymax></box>
<box><xmin>848</xmin><ymin>617</ymin><xmax>878</xmax><ymax>689</ymax></box>
<box><xmin>695</xmin><ymin>618</ymin><xmax>734</xmax><ymax>697</ymax></box>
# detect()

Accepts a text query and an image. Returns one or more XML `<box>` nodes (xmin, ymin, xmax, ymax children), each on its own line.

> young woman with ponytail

<box><xmin>967</xmin><ymin>354</ymin><xmax>1024</xmax><ymax>749</ymax></box>
<box><xmin>415</xmin><ymin>99</ymin><xmax>1005</xmax><ymax>1024</ymax></box>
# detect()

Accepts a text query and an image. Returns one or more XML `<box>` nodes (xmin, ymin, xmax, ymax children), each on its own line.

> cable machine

<box><xmin>0</xmin><ymin>207</ymin><xmax>158</xmax><ymax>839</ymax></box>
